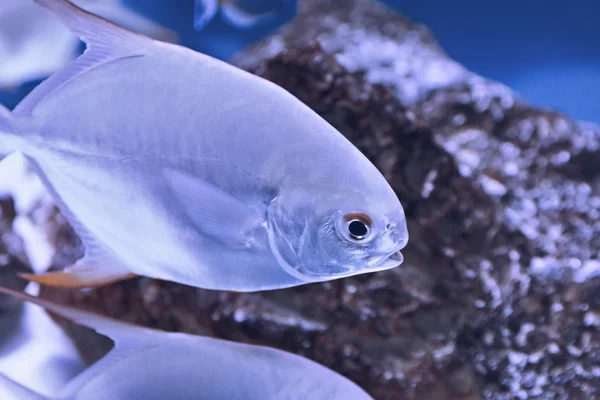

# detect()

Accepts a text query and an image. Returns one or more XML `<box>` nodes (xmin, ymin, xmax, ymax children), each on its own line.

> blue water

<box><xmin>1</xmin><ymin>0</ymin><xmax>597</xmax><ymax>123</ymax></box>
<box><xmin>388</xmin><ymin>0</ymin><xmax>599</xmax><ymax>123</ymax></box>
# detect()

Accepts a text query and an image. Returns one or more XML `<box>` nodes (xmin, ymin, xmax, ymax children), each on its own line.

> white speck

<box><xmin>529</xmin><ymin>257</ymin><xmax>579</xmax><ymax>277</ymax></box>
<box><xmin>573</xmin><ymin>259</ymin><xmax>600</xmax><ymax>283</ymax></box>
<box><xmin>474</xmin><ymin>299</ymin><xmax>486</xmax><ymax>308</ymax></box>
<box><xmin>435</xmin><ymin>128</ymin><xmax>487</xmax><ymax>178</ymax></box>
<box><xmin>452</xmin><ymin>114</ymin><xmax>466</xmax><ymax>126</ymax></box>
<box><xmin>550</xmin><ymin>151</ymin><xmax>571</xmax><ymax>165</ymax></box>
<box><xmin>484</xmin><ymin>331</ymin><xmax>494</xmax><ymax>345</ymax></box>
<box><xmin>508</xmin><ymin>351</ymin><xmax>528</xmax><ymax>368</ymax></box>
<box><xmin>566</xmin><ymin>345</ymin><xmax>583</xmax><ymax>357</ymax></box>
<box><xmin>233</xmin><ymin>309</ymin><xmax>247</xmax><ymax>323</ymax></box>
<box><xmin>547</xmin><ymin>343</ymin><xmax>560</xmax><ymax>354</ymax></box>
<box><xmin>346</xmin><ymin>284</ymin><xmax>357</xmax><ymax>294</ymax></box>
<box><xmin>421</xmin><ymin>169</ymin><xmax>437</xmax><ymax>198</ymax></box>
<box><xmin>443</xmin><ymin>247</ymin><xmax>456</xmax><ymax>257</ymax></box>
<box><xmin>583</xmin><ymin>311</ymin><xmax>600</xmax><ymax>327</ymax></box>
<box><xmin>479</xmin><ymin>174</ymin><xmax>507</xmax><ymax>196</ymax></box>
<box><xmin>262</xmin><ymin>311</ymin><xmax>328</xmax><ymax>332</ymax></box>
<box><xmin>503</xmin><ymin>162</ymin><xmax>519</xmax><ymax>176</ymax></box>
<box><xmin>480</xmin><ymin>260</ymin><xmax>502</xmax><ymax>308</ymax></box>
<box><xmin>527</xmin><ymin>350</ymin><xmax>544</xmax><ymax>364</ymax></box>
<box><xmin>551</xmin><ymin>303</ymin><xmax>564</xmax><ymax>313</ymax></box>
<box><xmin>432</xmin><ymin>341</ymin><xmax>455</xmax><ymax>362</ymax></box>
<box><xmin>515</xmin><ymin>323</ymin><xmax>535</xmax><ymax>348</ymax></box>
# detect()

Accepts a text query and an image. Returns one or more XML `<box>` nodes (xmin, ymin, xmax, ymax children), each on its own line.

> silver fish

<box><xmin>194</xmin><ymin>0</ymin><xmax>290</xmax><ymax>31</ymax></box>
<box><xmin>0</xmin><ymin>0</ymin><xmax>176</xmax><ymax>89</ymax></box>
<box><xmin>0</xmin><ymin>287</ymin><xmax>373</xmax><ymax>399</ymax></box>
<box><xmin>0</xmin><ymin>0</ymin><xmax>408</xmax><ymax>291</ymax></box>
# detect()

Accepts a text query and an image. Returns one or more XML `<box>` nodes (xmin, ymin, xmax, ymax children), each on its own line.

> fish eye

<box><xmin>348</xmin><ymin>219</ymin><xmax>369</xmax><ymax>239</ymax></box>
<box><xmin>340</xmin><ymin>213</ymin><xmax>372</xmax><ymax>242</ymax></box>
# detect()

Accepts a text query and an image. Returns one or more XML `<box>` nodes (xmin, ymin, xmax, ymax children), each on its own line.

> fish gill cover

<box><xmin>0</xmin><ymin>0</ymin><xmax>599</xmax><ymax>399</ymax></box>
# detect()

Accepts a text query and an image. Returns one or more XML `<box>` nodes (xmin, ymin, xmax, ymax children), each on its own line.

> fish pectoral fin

<box><xmin>163</xmin><ymin>168</ymin><xmax>266</xmax><ymax>248</ymax></box>
<box><xmin>220</xmin><ymin>2</ymin><xmax>275</xmax><ymax>29</ymax></box>
<box><xmin>20</xmin><ymin>258</ymin><xmax>137</xmax><ymax>288</ymax></box>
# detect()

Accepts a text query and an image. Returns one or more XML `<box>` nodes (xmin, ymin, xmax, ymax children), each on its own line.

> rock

<box><xmin>29</xmin><ymin>0</ymin><xmax>600</xmax><ymax>399</ymax></box>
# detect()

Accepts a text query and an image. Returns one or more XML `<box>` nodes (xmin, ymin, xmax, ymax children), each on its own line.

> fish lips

<box><xmin>369</xmin><ymin>249</ymin><xmax>405</xmax><ymax>271</ymax></box>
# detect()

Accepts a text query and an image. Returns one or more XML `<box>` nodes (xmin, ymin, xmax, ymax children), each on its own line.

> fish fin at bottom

<box><xmin>21</xmin><ymin>156</ymin><xmax>137</xmax><ymax>288</ymax></box>
<box><xmin>19</xmin><ymin>259</ymin><xmax>137</xmax><ymax>288</ymax></box>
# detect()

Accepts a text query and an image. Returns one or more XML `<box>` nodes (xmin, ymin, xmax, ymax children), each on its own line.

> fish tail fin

<box><xmin>0</xmin><ymin>373</ymin><xmax>48</xmax><ymax>400</ymax></box>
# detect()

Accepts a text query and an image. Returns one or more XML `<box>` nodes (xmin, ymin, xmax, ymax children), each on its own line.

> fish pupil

<box><xmin>348</xmin><ymin>220</ymin><xmax>369</xmax><ymax>239</ymax></box>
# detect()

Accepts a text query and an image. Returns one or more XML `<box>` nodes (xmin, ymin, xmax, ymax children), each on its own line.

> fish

<box><xmin>0</xmin><ymin>0</ymin><xmax>176</xmax><ymax>90</ymax></box>
<box><xmin>0</xmin><ymin>286</ymin><xmax>373</xmax><ymax>399</ymax></box>
<box><xmin>194</xmin><ymin>0</ymin><xmax>291</xmax><ymax>31</ymax></box>
<box><xmin>0</xmin><ymin>0</ymin><xmax>409</xmax><ymax>291</ymax></box>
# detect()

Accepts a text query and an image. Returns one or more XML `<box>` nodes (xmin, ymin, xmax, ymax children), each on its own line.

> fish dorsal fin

<box><xmin>81</xmin><ymin>1</ymin><xmax>178</xmax><ymax>43</ymax></box>
<box><xmin>14</xmin><ymin>0</ymin><xmax>152</xmax><ymax>116</ymax></box>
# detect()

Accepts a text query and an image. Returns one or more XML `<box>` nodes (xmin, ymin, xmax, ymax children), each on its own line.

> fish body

<box><xmin>0</xmin><ymin>0</ymin><xmax>176</xmax><ymax>89</ymax></box>
<box><xmin>194</xmin><ymin>0</ymin><xmax>293</xmax><ymax>31</ymax></box>
<box><xmin>0</xmin><ymin>0</ymin><xmax>408</xmax><ymax>291</ymax></box>
<box><xmin>0</xmin><ymin>287</ymin><xmax>373</xmax><ymax>399</ymax></box>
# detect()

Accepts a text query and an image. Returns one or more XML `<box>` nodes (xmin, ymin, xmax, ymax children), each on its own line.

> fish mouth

<box><xmin>370</xmin><ymin>249</ymin><xmax>404</xmax><ymax>271</ymax></box>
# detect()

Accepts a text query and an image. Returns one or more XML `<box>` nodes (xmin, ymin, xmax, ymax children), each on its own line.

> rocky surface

<box><xmin>0</xmin><ymin>0</ymin><xmax>594</xmax><ymax>399</ymax></box>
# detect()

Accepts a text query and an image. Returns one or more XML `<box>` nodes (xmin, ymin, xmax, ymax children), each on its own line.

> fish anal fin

<box><xmin>22</xmin><ymin>157</ymin><xmax>136</xmax><ymax>288</ymax></box>
<box><xmin>19</xmin><ymin>260</ymin><xmax>137</xmax><ymax>288</ymax></box>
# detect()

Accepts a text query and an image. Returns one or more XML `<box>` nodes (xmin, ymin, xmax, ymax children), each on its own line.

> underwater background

<box><xmin>0</xmin><ymin>0</ymin><xmax>598</xmax><ymax>123</ymax></box>
<box><xmin>0</xmin><ymin>1</ymin><xmax>599</xmax><ymax>399</ymax></box>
